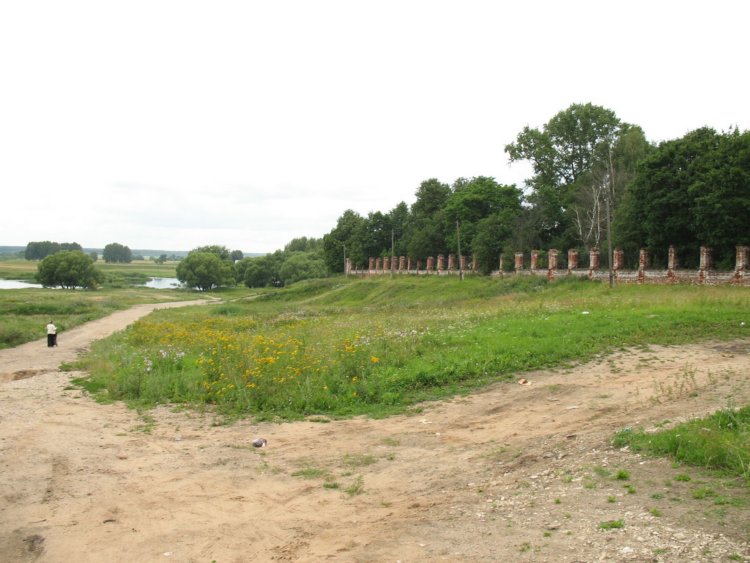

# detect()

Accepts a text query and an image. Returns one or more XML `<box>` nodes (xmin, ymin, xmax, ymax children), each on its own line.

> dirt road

<box><xmin>1</xmin><ymin>302</ymin><xmax>749</xmax><ymax>562</ymax></box>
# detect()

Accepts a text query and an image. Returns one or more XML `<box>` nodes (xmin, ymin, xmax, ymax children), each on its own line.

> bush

<box><xmin>36</xmin><ymin>250</ymin><xmax>103</xmax><ymax>289</ymax></box>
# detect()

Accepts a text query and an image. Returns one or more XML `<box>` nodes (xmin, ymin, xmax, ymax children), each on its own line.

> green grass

<box><xmin>613</xmin><ymin>405</ymin><xmax>750</xmax><ymax>480</ymax></box>
<box><xmin>62</xmin><ymin>276</ymin><xmax>750</xmax><ymax>420</ymax></box>
<box><xmin>598</xmin><ymin>519</ymin><xmax>624</xmax><ymax>530</ymax></box>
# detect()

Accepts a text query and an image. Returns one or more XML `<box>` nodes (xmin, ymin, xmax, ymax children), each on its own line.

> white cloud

<box><xmin>1</xmin><ymin>0</ymin><xmax>748</xmax><ymax>252</ymax></box>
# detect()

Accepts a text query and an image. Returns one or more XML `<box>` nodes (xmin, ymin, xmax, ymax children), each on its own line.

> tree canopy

<box><xmin>36</xmin><ymin>250</ymin><xmax>103</xmax><ymax>289</ymax></box>
<box><xmin>505</xmin><ymin>103</ymin><xmax>650</xmax><ymax>250</ymax></box>
<box><xmin>102</xmin><ymin>242</ymin><xmax>133</xmax><ymax>263</ymax></box>
<box><xmin>25</xmin><ymin>241</ymin><xmax>82</xmax><ymax>260</ymax></box>
<box><xmin>176</xmin><ymin>252</ymin><xmax>236</xmax><ymax>291</ymax></box>
<box><xmin>614</xmin><ymin>127</ymin><xmax>750</xmax><ymax>268</ymax></box>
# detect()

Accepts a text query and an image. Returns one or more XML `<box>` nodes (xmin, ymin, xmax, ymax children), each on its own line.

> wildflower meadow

<box><xmin>77</xmin><ymin>276</ymin><xmax>750</xmax><ymax>419</ymax></box>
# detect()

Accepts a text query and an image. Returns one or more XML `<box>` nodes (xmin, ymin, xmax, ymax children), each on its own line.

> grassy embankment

<box><xmin>71</xmin><ymin>276</ymin><xmax>750</xmax><ymax>426</ymax></box>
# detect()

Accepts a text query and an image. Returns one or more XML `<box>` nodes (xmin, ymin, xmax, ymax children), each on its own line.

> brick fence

<box><xmin>347</xmin><ymin>245</ymin><xmax>750</xmax><ymax>285</ymax></box>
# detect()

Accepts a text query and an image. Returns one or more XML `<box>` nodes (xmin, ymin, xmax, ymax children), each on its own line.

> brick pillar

<box><xmin>407</xmin><ymin>257</ymin><xmax>412</xmax><ymax>271</ymax></box>
<box><xmin>546</xmin><ymin>249</ymin><xmax>557</xmax><ymax>280</ymax></box>
<box><xmin>734</xmin><ymin>246</ymin><xmax>749</xmax><ymax>283</ymax></box>
<box><xmin>548</xmin><ymin>249</ymin><xmax>558</xmax><ymax>271</ymax></box>
<box><xmin>416</xmin><ymin>259</ymin><xmax>422</xmax><ymax>272</ymax></box>
<box><xmin>383</xmin><ymin>256</ymin><xmax>390</xmax><ymax>271</ymax></box>
<box><xmin>460</xmin><ymin>255</ymin><xmax>467</xmax><ymax>271</ymax></box>
<box><xmin>426</xmin><ymin>256</ymin><xmax>434</xmax><ymax>271</ymax></box>
<box><xmin>375</xmin><ymin>257</ymin><xmax>382</xmax><ymax>271</ymax></box>
<box><xmin>471</xmin><ymin>254</ymin><xmax>478</xmax><ymax>273</ymax></box>
<box><xmin>514</xmin><ymin>252</ymin><xmax>524</xmax><ymax>272</ymax></box>
<box><xmin>437</xmin><ymin>254</ymin><xmax>444</xmax><ymax>271</ymax></box>
<box><xmin>613</xmin><ymin>249</ymin><xmax>624</xmax><ymax>271</ymax></box>
<box><xmin>368</xmin><ymin>257</ymin><xmax>375</xmax><ymax>271</ymax></box>
<box><xmin>639</xmin><ymin>249</ymin><xmax>649</xmax><ymax>270</ymax></box>
<box><xmin>668</xmin><ymin>246</ymin><xmax>678</xmax><ymax>271</ymax></box>
<box><xmin>530</xmin><ymin>250</ymin><xmax>539</xmax><ymax>272</ymax></box>
<box><xmin>568</xmin><ymin>249</ymin><xmax>578</xmax><ymax>270</ymax></box>
<box><xmin>699</xmin><ymin>246</ymin><xmax>712</xmax><ymax>284</ymax></box>
<box><xmin>735</xmin><ymin>246</ymin><xmax>748</xmax><ymax>271</ymax></box>
<box><xmin>498</xmin><ymin>253</ymin><xmax>504</xmax><ymax>272</ymax></box>
<box><xmin>448</xmin><ymin>254</ymin><xmax>455</xmax><ymax>270</ymax></box>
<box><xmin>589</xmin><ymin>249</ymin><xmax>600</xmax><ymax>270</ymax></box>
<box><xmin>345</xmin><ymin>258</ymin><xmax>352</xmax><ymax>275</ymax></box>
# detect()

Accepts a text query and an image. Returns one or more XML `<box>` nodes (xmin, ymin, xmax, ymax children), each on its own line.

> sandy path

<box><xmin>1</xmin><ymin>303</ymin><xmax>750</xmax><ymax>562</ymax></box>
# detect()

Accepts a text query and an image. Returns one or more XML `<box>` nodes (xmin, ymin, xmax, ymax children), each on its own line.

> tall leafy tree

<box><xmin>103</xmin><ymin>242</ymin><xmax>133</xmax><ymax>263</ymax></box>
<box><xmin>190</xmin><ymin>245</ymin><xmax>232</xmax><ymax>260</ymax></box>
<box><xmin>616</xmin><ymin>127</ymin><xmax>750</xmax><ymax>268</ymax></box>
<box><xmin>25</xmin><ymin>241</ymin><xmax>81</xmax><ymax>260</ymax></box>
<box><xmin>36</xmin><ymin>250</ymin><xmax>103</xmax><ymax>289</ymax></box>
<box><xmin>505</xmin><ymin>103</ymin><xmax>625</xmax><ymax>249</ymax></box>
<box><xmin>176</xmin><ymin>252</ymin><xmax>236</xmax><ymax>291</ymax></box>
<box><xmin>406</xmin><ymin>179</ymin><xmax>451</xmax><ymax>261</ymax></box>
<box><xmin>571</xmin><ymin>124</ymin><xmax>652</xmax><ymax>253</ymax></box>
<box><xmin>323</xmin><ymin>210</ymin><xmax>367</xmax><ymax>272</ymax></box>
<box><xmin>443</xmin><ymin>176</ymin><xmax>523</xmax><ymax>256</ymax></box>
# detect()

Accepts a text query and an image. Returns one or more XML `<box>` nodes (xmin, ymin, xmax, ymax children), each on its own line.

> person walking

<box><xmin>46</xmin><ymin>321</ymin><xmax>57</xmax><ymax>347</ymax></box>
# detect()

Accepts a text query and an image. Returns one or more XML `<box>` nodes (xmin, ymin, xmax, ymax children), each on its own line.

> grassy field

<box><xmin>69</xmin><ymin>276</ymin><xmax>750</xmax><ymax>422</ymax></box>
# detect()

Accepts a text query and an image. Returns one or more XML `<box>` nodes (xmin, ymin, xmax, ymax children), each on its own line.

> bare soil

<box><xmin>1</xmin><ymin>302</ymin><xmax>749</xmax><ymax>562</ymax></box>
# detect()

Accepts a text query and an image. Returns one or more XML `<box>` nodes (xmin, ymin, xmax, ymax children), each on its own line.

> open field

<box><xmin>1</xmin><ymin>277</ymin><xmax>749</xmax><ymax>561</ymax></box>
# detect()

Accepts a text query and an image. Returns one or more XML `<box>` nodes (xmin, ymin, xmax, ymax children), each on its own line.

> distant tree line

<box><xmin>175</xmin><ymin>240</ymin><xmax>326</xmax><ymax>290</ymax></box>
<box><xmin>24</xmin><ymin>241</ymin><xmax>82</xmax><ymax>260</ymax></box>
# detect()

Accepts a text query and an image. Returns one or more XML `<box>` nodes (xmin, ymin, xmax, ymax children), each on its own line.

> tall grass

<box><xmin>613</xmin><ymin>405</ymin><xmax>750</xmax><ymax>480</ymax></box>
<box><xmin>74</xmin><ymin>277</ymin><xmax>750</xmax><ymax>418</ymax></box>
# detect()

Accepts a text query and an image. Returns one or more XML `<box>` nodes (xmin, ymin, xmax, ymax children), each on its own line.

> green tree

<box><xmin>285</xmin><ymin>237</ymin><xmax>323</xmax><ymax>253</ymax></box>
<box><xmin>190</xmin><ymin>245</ymin><xmax>231</xmax><ymax>260</ymax></box>
<box><xmin>443</xmin><ymin>176</ymin><xmax>523</xmax><ymax>255</ymax></box>
<box><xmin>241</xmin><ymin>252</ymin><xmax>286</xmax><ymax>288</ymax></box>
<box><xmin>615</xmin><ymin>127</ymin><xmax>750</xmax><ymax>268</ymax></box>
<box><xmin>102</xmin><ymin>242</ymin><xmax>133</xmax><ymax>263</ymax></box>
<box><xmin>405</xmin><ymin>179</ymin><xmax>451</xmax><ymax>261</ymax></box>
<box><xmin>36</xmin><ymin>250</ymin><xmax>104</xmax><ymax>289</ymax></box>
<box><xmin>323</xmin><ymin>210</ymin><xmax>367</xmax><ymax>272</ymax></box>
<box><xmin>505</xmin><ymin>103</ymin><xmax>626</xmax><ymax>248</ymax></box>
<box><xmin>230</xmin><ymin>249</ymin><xmax>244</xmax><ymax>261</ymax></box>
<box><xmin>176</xmin><ymin>252</ymin><xmax>235</xmax><ymax>291</ymax></box>
<box><xmin>25</xmin><ymin>241</ymin><xmax>80</xmax><ymax>260</ymax></box>
<box><xmin>278</xmin><ymin>252</ymin><xmax>328</xmax><ymax>284</ymax></box>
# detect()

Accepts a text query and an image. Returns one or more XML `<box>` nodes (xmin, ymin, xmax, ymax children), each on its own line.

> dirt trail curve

<box><xmin>1</xmin><ymin>301</ymin><xmax>750</xmax><ymax>562</ymax></box>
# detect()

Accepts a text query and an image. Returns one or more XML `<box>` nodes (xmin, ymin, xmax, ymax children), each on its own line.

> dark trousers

<box><xmin>47</xmin><ymin>334</ymin><xmax>57</xmax><ymax>347</ymax></box>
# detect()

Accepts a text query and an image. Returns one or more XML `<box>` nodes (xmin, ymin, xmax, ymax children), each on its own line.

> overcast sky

<box><xmin>1</xmin><ymin>1</ymin><xmax>748</xmax><ymax>254</ymax></box>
